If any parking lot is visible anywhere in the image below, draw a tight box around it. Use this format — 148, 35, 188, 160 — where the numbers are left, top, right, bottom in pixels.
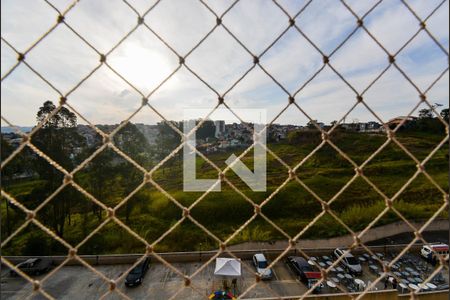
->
1, 250, 448, 299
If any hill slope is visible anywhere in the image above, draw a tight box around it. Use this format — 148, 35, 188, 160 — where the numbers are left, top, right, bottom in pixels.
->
1, 130, 448, 254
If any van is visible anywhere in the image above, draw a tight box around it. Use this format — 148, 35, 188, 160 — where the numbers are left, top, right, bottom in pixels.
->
421, 244, 449, 263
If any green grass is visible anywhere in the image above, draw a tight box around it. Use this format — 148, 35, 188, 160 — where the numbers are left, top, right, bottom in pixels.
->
1, 131, 448, 255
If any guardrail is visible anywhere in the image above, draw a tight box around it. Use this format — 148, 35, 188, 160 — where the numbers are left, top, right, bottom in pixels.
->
2, 243, 428, 266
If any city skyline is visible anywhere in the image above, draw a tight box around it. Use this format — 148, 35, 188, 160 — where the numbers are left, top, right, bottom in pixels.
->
0, 115, 419, 130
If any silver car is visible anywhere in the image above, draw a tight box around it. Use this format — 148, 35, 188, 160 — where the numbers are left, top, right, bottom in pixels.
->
252, 253, 273, 280
333, 248, 362, 275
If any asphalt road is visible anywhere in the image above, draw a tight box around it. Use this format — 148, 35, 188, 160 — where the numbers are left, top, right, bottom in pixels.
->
366, 230, 449, 246
1, 260, 308, 300
2, 250, 448, 299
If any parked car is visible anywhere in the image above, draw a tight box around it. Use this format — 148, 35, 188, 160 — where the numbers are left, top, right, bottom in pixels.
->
125, 257, 150, 287
286, 256, 323, 293
420, 244, 449, 264
431, 272, 446, 285
10, 258, 52, 276
437, 284, 449, 290
252, 253, 273, 280
333, 248, 362, 275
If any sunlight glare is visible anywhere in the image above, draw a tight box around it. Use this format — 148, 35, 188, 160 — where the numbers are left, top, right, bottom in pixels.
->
110, 44, 173, 92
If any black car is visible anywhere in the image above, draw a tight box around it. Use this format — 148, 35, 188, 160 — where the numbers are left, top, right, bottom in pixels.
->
286, 256, 323, 293
125, 257, 150, 287
10, 258, 53, 276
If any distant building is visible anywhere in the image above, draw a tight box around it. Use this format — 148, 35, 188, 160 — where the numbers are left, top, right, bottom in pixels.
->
77, 124, 98, 146
219, 140, 229, 149
307, 120, 324, 129
341, 123, 359, 131
341, 121, 382, 132
214, 120, 225, 138
134, 123, 159, 145
366, 121, 381, 130
386, 116, 417, 128
230, 139, 241, 146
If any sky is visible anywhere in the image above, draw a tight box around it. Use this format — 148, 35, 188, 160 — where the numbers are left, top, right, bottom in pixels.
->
1, 0, 449, 127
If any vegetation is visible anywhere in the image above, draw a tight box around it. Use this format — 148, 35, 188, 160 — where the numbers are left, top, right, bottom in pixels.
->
1, 102, 448, 255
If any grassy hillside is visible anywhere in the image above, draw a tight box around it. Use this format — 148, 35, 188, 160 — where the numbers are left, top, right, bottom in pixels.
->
1, 130, 448, 255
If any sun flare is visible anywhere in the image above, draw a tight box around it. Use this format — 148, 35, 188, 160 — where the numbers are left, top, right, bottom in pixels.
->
110, 44, 173, 91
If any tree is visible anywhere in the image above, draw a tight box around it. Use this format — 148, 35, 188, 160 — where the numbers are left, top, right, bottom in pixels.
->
84, 123, 151, 223
1, 136, 14, 160
196, 120, 216, 140
155, 121, 182, 167
413, 104, 446, 133
1, 136, 16, 182
32, 101, 85, 237
418, 103, 442, 120
307, 120, 318, 129
114, 122, 151, 167
114, 123, 149, 223
34, 101, 83, 171
287, 130, 321, 145
440, 108, 449, 123
85, 149, 113, 221
1, 135, 36, 237
418, 108, 433, 119
1, 134, 35, 181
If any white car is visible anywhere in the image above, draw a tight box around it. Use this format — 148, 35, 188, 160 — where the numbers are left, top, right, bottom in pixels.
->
252, 253, 273, 280
421, 244, 449, 263
333, 248, 362, 275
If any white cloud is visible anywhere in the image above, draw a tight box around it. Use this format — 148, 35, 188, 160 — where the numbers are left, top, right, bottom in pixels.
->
1, 0, 448, 127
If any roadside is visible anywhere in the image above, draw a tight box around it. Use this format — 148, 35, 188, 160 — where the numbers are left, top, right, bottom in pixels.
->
228, 219, 448, 251
366, 231, 449, 246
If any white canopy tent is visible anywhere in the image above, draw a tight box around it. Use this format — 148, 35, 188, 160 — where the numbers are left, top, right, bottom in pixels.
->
214, 258, 241, 277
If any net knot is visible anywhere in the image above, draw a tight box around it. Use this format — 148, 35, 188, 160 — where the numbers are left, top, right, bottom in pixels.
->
33, 280, 40, 291
184, 277, 191, 286
26, 210, 36, 220
64, 174, 73, 184
109, 280, 116, 291
183, 208, 190, 217
107, 207, 115, 218
68, 248, 77, 257
17, 53, 25, 61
